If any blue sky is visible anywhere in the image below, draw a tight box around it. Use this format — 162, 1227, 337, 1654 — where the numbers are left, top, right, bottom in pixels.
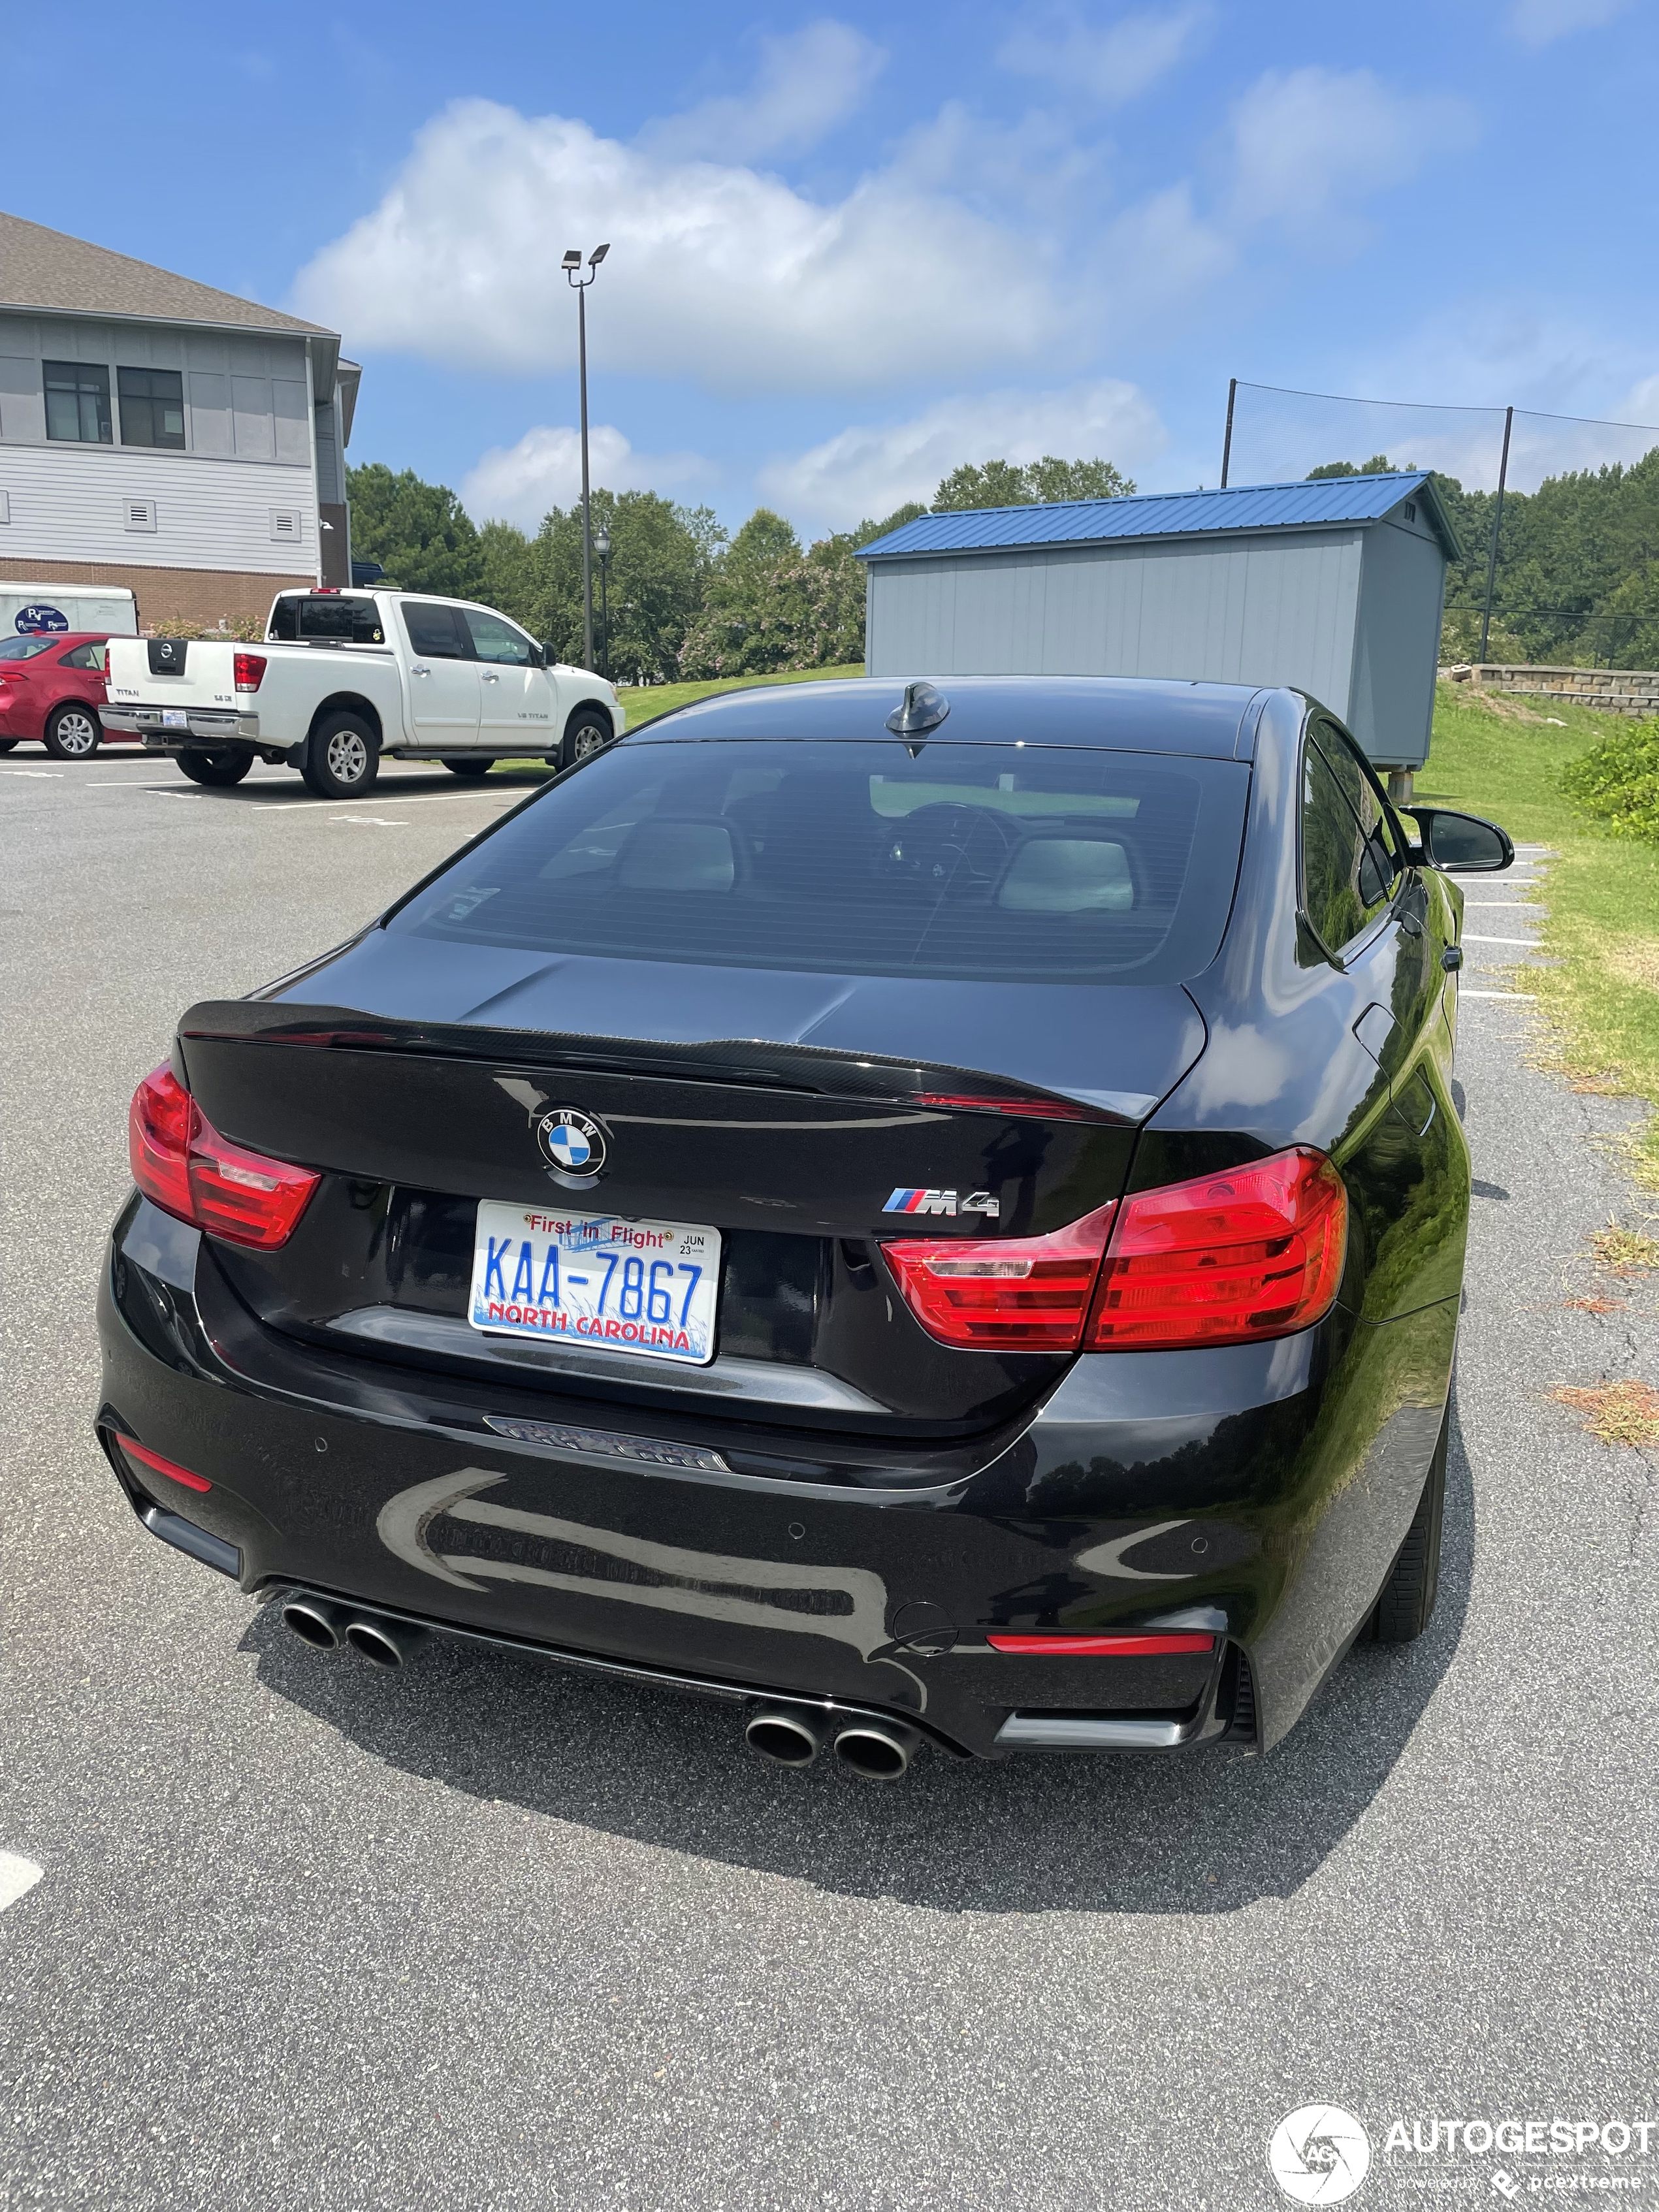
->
5, 0, 1656, 535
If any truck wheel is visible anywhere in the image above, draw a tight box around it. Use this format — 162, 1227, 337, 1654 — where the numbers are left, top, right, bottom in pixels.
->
1370, 1404, 1448, 1643
178, 749, 253, 787
560, 709, 612, 770
442, 758, 492, 778
302, 712, 378, 799
43, 704, 102, 760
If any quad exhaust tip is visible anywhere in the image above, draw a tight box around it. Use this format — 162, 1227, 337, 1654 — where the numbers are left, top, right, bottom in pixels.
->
745, 1705, 921, 1780
280, 1595, 425, 1669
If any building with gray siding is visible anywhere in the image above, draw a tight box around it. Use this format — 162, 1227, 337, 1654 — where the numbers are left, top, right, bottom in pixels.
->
856, 473, 1459, 773
0, 211, 359, 630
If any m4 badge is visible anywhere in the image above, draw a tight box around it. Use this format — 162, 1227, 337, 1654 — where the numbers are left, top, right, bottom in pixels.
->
883, 1188, 1000, 1219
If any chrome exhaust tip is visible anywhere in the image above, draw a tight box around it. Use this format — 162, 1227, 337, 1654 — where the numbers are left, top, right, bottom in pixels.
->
282, 1596, 345, 1651
343, 1615, 425, 1670
833, 1718, 921, 1782
744, 1707, 829, 1768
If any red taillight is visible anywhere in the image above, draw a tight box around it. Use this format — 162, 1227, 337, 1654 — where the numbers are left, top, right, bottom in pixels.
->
121, 1437, 211, 1493
986, 1632, 1216, 1656
880, 1201, 1118, 1350
127, 1064, 319, 1249
233, 652, 266, 692
1086, 1147, 1347, 1351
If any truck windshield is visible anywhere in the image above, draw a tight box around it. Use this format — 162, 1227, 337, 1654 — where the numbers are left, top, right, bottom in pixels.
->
267, 595, 385, 645
389, 739, 1250, 985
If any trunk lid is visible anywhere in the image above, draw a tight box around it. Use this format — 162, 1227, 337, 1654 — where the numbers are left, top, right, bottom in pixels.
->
106, 634, 239, 713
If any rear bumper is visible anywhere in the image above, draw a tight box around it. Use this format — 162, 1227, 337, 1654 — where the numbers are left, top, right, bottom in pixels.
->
97, 1196, 1457, 1759
103, 706, 259, 744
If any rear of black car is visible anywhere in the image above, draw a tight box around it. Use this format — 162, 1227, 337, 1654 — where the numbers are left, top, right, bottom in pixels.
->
96, 677, 1426, 1767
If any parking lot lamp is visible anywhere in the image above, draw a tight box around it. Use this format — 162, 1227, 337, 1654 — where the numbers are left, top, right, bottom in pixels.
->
593, 523, 612, 681
563, 242, 610, 671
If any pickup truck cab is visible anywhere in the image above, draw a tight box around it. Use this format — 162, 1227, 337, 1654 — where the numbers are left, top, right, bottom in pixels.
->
103, 588, 624, 798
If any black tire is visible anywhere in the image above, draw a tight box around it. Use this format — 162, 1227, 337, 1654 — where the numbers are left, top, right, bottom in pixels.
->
560, 708, 613, 771
0, 739, 18, 754
177, 748, 253, 787
301, 711, 379, 799
442, 757, 492, 778
42, 703, 102, 760
1371, 1404, 1448, 1643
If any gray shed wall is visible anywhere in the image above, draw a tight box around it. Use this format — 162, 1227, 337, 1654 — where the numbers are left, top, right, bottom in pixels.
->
1345, 519, 1447, 769
865, 516, 1445, 765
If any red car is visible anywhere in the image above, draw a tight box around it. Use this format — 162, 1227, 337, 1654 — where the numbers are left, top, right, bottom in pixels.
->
0, 631, 127, 760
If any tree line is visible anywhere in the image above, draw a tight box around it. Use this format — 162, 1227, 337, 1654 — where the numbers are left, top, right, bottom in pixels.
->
345, 455, 1133, 683
1310, 450, 1659, 668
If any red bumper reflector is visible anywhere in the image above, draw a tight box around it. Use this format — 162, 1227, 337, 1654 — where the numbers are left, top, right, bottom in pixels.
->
986, 1632, 1216, 1656
121, 1437, 212, 1493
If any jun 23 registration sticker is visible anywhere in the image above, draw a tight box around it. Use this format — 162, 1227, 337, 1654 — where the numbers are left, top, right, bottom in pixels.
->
469, 1200, 721, 1366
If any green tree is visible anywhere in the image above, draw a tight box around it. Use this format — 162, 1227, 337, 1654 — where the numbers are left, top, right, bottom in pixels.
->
477, 518, 537, 631
1306, 455, 1398, 479
678, 505, 868, 679
346, 462, 483, 600
517, 490, 722, 681
931, 455, 1136, 511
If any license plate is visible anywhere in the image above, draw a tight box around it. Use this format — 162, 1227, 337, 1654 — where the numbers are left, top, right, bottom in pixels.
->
469, 1200, 721, 1365
162, 709, 189, 729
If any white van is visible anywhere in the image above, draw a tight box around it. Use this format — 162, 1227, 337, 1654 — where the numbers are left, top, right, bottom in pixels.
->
0, 583, 138, 639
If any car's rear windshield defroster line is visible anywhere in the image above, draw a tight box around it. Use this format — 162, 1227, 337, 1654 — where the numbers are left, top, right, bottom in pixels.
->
388, 740, 1250, 986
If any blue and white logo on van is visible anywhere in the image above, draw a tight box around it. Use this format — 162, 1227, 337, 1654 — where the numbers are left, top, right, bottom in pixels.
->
537, 1108, 608, 1179
884, 1188, 999, 1219
15, 604, 67, 634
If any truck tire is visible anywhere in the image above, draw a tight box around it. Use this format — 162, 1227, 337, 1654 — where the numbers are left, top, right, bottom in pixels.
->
560, 708, 612, 771
1370, 1404, 1448, 1644
302, 711, 379, 799
178, 748, 253, 788
442, 757, 492, 778
43, 703, 102, 760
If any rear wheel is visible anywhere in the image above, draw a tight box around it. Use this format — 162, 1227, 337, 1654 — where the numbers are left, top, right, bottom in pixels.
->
1370, 1403, 1448, 1643
560, 708, 612, 770
177, 748, 253, 788
0, 739, 18, 754
302, 712, 378, 799
442, 757, 492, 778
43, 703, 101, 760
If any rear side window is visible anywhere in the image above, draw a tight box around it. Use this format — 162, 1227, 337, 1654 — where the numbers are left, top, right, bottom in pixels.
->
389, 739, 1250, 984
1311, 721, 1402, 912
60, 641, 107, 671
267, 594, 385, 645
402, 602, 470, 659
1300, 728, 1398, 954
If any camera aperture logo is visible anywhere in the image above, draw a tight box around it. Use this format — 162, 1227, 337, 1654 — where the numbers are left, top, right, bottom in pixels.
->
1268, 2106, 1374, 2204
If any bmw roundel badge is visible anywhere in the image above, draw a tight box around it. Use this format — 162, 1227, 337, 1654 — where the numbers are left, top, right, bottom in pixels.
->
536, 1108, 609, 1183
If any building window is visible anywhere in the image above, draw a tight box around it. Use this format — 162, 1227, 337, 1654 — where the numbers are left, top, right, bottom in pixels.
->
44, 361, 112, 444
118, 366, 186, 451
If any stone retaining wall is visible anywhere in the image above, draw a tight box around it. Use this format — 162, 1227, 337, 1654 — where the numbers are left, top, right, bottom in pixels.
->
1441, 663, 1659, 716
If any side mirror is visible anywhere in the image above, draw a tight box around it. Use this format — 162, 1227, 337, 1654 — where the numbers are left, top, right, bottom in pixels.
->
541, 639, 558, 668
1400, 805, 1514, 873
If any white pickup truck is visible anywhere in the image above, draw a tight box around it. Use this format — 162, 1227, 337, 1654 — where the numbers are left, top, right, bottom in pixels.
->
103, 588, 624, 797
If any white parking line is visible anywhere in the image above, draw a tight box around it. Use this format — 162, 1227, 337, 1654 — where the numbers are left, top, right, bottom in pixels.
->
0, 1851, 43, 1912
1463, 934, 1539, 946
330, 816, 408, 827
1, 770, 63, 778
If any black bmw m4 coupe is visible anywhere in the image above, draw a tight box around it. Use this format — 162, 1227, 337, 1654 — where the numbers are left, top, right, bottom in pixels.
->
97, 675, 1513, 1778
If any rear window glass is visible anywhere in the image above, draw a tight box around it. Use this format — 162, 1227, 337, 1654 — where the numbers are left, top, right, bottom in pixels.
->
389, 739, 1249, 984
0, 635, 61, 661
266, 594, 385, 645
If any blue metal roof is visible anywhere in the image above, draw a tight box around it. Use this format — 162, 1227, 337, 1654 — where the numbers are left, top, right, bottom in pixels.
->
856, 472, 1459, 562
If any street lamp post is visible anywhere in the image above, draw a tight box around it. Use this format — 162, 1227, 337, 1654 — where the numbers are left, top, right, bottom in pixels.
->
593, 523, 611, 682
561, 242, 609, 672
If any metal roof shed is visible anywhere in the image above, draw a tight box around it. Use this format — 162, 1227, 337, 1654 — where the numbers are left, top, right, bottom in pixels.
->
855, 472, 1460, 771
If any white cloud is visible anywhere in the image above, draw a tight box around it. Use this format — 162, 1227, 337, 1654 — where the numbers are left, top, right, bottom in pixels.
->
760, 378, 1167, 529
460, 424, 710, 529
639, 20, 884, 161
1509, 0, 1631, 45
1228, 68, 1473, 248
293, 97, 1059, 393
997, 5, 1212, 103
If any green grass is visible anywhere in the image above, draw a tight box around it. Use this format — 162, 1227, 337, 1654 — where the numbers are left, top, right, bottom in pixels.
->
615, 663, 865, 729
1421, 681, 1659, 1183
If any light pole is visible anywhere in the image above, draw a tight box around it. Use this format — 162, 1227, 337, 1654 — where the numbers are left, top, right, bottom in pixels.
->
562, 241, 609, 671
593, 522, 611, 681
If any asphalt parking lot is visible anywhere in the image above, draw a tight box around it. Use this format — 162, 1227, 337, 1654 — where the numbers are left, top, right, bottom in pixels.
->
1, 750, 1655, 2210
